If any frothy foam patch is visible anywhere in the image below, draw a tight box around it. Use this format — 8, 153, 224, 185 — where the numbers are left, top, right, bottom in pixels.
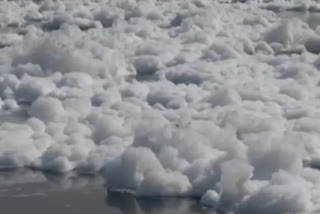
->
1, 0, 320, 213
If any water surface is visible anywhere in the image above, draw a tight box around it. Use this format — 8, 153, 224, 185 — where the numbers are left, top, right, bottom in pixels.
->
0, 169, 218, 214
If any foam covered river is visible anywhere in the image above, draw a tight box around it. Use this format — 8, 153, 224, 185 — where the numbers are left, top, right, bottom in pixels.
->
2, 0, 320, 213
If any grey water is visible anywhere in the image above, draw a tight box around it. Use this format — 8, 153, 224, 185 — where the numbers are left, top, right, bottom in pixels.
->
0, 169, 217, 214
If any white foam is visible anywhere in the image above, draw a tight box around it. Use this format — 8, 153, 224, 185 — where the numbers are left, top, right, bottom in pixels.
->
1, 0, 320, 213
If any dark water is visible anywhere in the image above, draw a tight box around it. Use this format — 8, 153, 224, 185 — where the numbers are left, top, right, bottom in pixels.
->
0, 169, 217, 214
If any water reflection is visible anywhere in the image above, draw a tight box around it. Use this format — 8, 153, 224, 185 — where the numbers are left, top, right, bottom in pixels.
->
0, 168, 102, 191
0, 168, 219, 214
105, 191, 219, 214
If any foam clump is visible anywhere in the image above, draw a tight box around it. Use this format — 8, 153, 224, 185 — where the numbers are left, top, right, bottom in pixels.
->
200, 190, 220, 208
60, 72, 93, 89
15, 76, 56, 103
237, 172, 312, 214
30, 97, 65, 123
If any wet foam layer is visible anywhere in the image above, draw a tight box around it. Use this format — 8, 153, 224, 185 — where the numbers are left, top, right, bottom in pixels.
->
1, 0, 320, 213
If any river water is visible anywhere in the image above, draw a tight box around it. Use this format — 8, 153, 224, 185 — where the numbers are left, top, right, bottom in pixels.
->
0, 169, 218, 214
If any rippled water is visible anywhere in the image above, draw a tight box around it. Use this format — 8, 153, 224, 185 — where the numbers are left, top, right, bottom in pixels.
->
0, 169, 218, 214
